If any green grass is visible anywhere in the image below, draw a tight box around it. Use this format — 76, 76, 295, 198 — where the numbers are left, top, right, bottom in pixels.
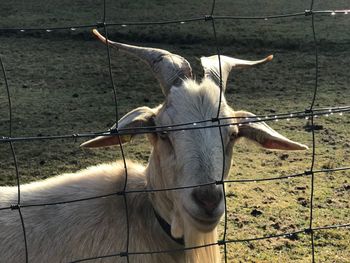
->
0, 0, 349, 262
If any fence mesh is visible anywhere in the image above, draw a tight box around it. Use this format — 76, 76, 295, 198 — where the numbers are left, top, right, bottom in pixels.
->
0, 0, 349, 262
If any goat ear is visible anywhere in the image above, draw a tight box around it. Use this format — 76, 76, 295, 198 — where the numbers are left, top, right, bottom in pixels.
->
80, 106, 156, 148
234, 110, 308, 151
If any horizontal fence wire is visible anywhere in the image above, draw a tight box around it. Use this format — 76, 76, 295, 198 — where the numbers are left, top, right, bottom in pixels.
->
0, 167, 349, 211
1, 106, 349, 143
0, 1, 349, 263
0, 10, 349, 32
68, 223, 350, 263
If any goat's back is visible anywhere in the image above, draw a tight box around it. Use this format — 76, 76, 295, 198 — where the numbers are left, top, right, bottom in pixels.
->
0, 161, 184, 263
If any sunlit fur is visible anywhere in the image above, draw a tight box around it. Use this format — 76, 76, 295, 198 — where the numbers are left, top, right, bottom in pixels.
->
0, 72, 307, 262
0, 78, 234, 262
147, 78, 236, 263
0, 162, 186, 262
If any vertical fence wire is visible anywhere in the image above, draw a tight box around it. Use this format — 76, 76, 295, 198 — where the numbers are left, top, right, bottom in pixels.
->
1, 56, 29, 262
308, 0, 319, 261
208, 1, 229, 260
101, 0, 131, 262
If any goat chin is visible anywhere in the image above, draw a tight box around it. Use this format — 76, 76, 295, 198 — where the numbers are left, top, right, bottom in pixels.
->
183, 222, 221, 263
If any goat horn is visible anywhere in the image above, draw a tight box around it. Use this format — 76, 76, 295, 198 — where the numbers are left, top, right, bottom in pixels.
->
200, 54, 273, 92
92, 29, 192, 96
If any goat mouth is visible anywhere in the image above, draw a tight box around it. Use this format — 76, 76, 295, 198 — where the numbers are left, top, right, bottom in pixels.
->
183, 206, 220, 231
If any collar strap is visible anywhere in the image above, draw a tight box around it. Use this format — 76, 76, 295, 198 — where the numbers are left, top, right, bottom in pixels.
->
153, 208, 184, 246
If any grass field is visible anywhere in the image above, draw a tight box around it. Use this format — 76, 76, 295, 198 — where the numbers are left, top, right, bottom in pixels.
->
0, 0, 349, 262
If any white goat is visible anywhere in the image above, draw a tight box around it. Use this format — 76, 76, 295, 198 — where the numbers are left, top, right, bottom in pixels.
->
0, 29, 307, 263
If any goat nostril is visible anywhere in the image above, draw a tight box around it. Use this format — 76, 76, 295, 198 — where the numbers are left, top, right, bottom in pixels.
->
201, 199, 218, 211
192, 188, 222, 213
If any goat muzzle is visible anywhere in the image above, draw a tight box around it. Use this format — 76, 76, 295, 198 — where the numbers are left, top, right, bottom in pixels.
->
192, 185, 223, 216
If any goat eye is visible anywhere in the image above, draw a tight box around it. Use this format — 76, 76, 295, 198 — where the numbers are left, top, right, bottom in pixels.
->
158, 131, 169, 140
230, 132, 238, 142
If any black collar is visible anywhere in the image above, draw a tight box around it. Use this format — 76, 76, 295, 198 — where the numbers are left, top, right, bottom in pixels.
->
153, 208, 185, 246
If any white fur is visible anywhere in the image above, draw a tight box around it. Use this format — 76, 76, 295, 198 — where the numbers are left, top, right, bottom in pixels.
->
0, 161, 188, 262
0, 77, 304, 263
0, 79, 226, 263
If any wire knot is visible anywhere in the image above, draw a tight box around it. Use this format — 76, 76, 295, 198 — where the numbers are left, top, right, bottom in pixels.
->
304, 170, 314, 176
211, 117, 219, 122
110, 128, 119, 134
304, 228, 313, 234
120, 252, 128, 257
218, 239, 225, 246
204, 15, 213, 21
116, 191, 125, 196
304, 10, 313, 16
96, 22, 105, 28
72, 134, 78, 142
10, 204, 20, 210
304, 109, 313, 120
304, 109, 313, 114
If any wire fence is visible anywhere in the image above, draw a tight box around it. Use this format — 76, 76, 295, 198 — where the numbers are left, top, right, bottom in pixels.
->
0, 0, 349, 262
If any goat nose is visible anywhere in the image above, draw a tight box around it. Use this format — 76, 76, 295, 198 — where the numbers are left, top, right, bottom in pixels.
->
192, 186, 223, 214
